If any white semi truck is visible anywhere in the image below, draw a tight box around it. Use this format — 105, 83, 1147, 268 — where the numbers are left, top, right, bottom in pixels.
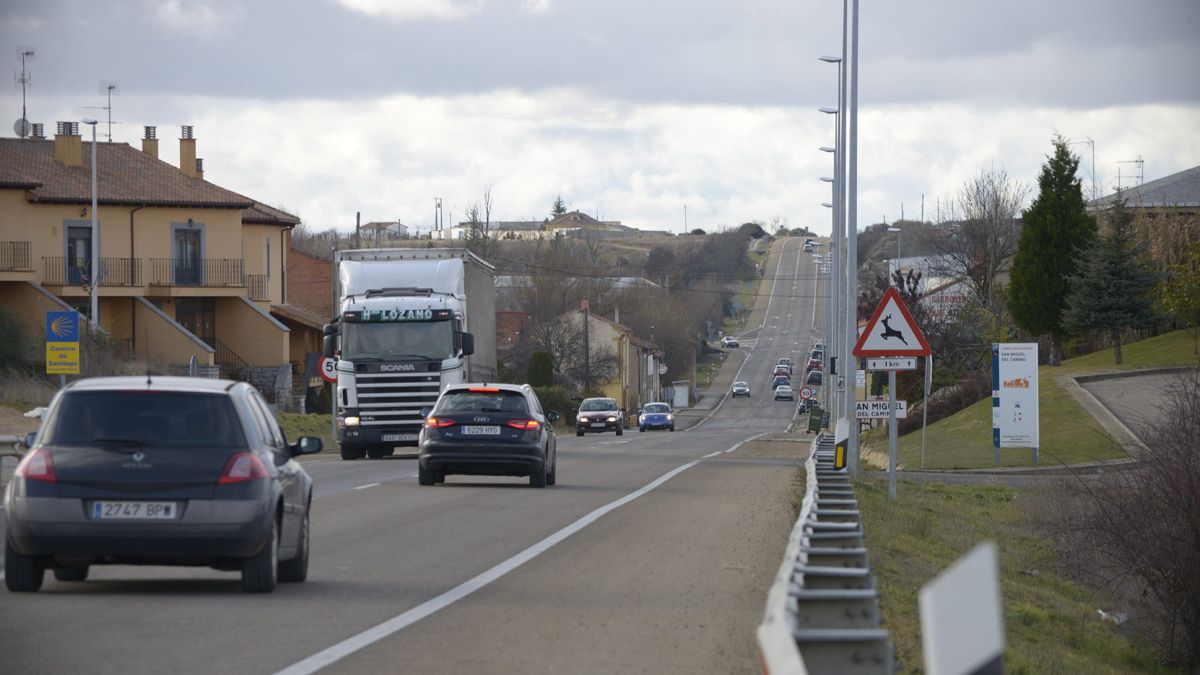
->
322, 248, 497, 460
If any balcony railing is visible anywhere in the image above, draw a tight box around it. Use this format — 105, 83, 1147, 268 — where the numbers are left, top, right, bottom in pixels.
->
149, 258, 245, 288
43, 257, 144, 287
248, 274, 269, 301
1, 241, 32, 271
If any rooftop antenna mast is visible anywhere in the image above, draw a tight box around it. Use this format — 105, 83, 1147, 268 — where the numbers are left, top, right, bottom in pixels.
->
13, 46, 35, 138
1116, 155, 1144, 192
85, 81, 119, 142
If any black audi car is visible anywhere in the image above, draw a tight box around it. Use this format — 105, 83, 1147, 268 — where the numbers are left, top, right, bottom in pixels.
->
4, 376, 323, 593
417, 384, 560, 487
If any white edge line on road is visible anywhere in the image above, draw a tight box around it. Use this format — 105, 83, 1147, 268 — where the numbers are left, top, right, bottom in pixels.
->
275, 433, 768, 675
352, 483, 382, 491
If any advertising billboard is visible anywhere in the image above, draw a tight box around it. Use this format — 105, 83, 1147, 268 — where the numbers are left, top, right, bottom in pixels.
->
992, 343, 1038, 448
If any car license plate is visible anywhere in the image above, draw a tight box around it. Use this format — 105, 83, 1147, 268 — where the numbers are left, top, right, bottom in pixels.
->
590, 422, 606, 427
382, 433, 418, 442
92, 501, 177, 520
461, 426, 501, 435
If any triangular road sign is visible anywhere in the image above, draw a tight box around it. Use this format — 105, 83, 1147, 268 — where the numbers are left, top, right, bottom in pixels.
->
853, 287, 931, 357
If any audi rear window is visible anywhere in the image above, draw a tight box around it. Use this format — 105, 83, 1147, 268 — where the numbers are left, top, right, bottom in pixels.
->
436, 390, 529, 414
43, 391, 247, 449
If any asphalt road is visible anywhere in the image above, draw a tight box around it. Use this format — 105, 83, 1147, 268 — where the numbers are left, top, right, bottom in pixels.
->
0, 237, 825, 674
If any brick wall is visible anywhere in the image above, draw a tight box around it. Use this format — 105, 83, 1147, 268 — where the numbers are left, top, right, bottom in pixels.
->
287, 247, 333, 317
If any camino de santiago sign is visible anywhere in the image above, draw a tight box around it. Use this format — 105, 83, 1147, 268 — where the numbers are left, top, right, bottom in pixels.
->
46, 310, 81, 375
992, 343, 1039, 464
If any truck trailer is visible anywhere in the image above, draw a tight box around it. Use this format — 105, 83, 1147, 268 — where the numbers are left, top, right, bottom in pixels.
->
323, 248, 497, 460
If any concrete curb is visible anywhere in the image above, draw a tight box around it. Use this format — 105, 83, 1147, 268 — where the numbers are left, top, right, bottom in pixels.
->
1057, 375, 1149, 456
1072, 365, 1197, 384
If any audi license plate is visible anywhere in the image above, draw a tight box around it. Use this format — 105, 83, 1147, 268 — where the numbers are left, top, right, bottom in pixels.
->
92, 501, 177, 520
381, 433, 418, 442
461, 426, 501, 435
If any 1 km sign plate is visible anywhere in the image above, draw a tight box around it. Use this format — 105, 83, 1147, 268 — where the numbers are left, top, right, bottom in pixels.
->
867, 357, 917, 371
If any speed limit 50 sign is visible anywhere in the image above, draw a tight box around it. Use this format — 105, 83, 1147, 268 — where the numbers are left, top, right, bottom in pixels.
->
319, 356, 338, 383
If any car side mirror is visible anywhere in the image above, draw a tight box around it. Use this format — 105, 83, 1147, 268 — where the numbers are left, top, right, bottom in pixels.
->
292, 436, 323, 456
546, 411, 560, 422
24, 432, 37, 449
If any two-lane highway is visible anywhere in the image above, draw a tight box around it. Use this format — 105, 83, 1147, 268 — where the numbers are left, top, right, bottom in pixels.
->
0, 236, 827, 674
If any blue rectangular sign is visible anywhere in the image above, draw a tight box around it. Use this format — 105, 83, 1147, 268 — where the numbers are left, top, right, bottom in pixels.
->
46, 310, 80, 342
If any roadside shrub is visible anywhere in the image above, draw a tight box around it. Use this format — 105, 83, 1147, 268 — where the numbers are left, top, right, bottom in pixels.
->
1051, 369, 1200, 668
899, 370, 991, 434
533, 385, 574, 420
527, 351, 554, 387
0, 308, 35, 370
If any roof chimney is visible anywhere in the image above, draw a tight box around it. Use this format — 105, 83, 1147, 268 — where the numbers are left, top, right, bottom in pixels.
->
195, 157, 204, 180
142, 126, 158, 159
53, 121, 83, 167
179, 125, 197, 177
30, 123, 44, 140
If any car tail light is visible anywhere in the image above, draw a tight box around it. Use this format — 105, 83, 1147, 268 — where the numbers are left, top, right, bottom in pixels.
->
217, 452, 269, 484
15, 447, 57, 483
425, 417, 456, 428
506, 419, 540, 430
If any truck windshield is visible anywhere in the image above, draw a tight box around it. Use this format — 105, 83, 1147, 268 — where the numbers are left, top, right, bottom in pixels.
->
342, 320, 454, 362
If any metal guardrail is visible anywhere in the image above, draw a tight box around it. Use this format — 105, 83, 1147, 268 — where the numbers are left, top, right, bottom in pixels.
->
43, 256, 143, 286
148, 258, 245, 287
248, 273, 269, 301
757, 433, 893, 674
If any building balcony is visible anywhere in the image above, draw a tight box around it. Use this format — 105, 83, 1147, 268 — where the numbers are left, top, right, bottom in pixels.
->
248, 274, 269, 301
1, 241, 33, 272
43, 257, 144, 287
149, 258, 245, 288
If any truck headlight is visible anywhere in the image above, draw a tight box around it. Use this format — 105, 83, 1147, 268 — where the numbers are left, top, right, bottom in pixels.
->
343, 416, 360, 427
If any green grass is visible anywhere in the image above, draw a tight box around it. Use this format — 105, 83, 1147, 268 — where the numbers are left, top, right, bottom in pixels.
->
864, 329, 1198, 470
695, 351, 727, 389
278, 411, 340, 454
854, 477, 1170, 674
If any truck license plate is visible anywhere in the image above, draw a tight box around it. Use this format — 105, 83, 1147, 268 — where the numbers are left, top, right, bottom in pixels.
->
382, 434, 418, 442
461, 426, 501, 435
92, 501, 177, 520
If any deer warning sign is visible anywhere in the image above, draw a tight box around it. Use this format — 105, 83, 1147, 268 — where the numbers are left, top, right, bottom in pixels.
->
853, 287, 931, 357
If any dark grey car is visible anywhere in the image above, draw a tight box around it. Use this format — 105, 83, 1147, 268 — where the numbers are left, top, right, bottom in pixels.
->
4, 376, 322, 593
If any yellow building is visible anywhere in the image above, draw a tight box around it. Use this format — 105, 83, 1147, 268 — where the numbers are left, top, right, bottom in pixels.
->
0, 124, 313, 404
556, 305, 664, 415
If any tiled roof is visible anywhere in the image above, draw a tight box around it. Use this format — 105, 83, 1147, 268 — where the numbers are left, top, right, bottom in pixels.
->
0, 138, 255, 209
270, 303, 329, 330
1089, 165, 1200, 209
244, 201, 301, 225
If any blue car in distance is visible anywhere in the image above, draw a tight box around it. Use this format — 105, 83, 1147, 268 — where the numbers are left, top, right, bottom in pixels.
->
638, 403, 675, 432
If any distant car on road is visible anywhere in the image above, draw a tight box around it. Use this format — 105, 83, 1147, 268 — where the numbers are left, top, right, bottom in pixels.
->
4, 376, 323, 593
637, 403, 675, 432
730, 381, 750, 398
812, 342, 826, 352
418, 383, 560, 488
772, 375, 791, 390
807, 357, 823, 372
806, 371, 824, 387
722, 336, 740, 348
778, 357, 794, 368
575, 397, 624, 437
775, 385, 795, 401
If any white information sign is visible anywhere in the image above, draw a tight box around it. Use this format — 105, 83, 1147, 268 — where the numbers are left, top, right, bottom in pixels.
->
919, 542, 1005, 675
992, 343, 1039, 448
855, 400, 907, 419
867, 357, 917, 371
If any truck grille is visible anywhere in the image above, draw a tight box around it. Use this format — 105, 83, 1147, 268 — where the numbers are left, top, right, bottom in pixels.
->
355, 371, 442, 429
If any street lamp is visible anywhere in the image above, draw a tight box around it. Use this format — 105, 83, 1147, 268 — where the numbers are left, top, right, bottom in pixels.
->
82, 118, 99, 330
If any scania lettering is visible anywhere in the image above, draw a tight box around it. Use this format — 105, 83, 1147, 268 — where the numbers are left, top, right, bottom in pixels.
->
323, 248, 498, 460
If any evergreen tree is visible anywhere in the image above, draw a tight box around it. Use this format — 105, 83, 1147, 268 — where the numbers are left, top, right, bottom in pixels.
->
1063, 195, 1159, 364
527, 350, 554, 387
551, 195, 567, 217
1008, 136, 1097, 364
1158, 242, 1200, 355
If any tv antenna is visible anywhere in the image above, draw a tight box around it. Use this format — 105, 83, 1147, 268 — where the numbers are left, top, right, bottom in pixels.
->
13, 46, 35, 138
1116, 155, 1144, 192
84, 81, 119, 142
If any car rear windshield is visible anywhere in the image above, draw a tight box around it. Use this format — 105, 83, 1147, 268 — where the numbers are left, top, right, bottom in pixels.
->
43, 391, 247, 449
437, 390, 529, 414
579, 399, 618, 412
643, 404, 670, 413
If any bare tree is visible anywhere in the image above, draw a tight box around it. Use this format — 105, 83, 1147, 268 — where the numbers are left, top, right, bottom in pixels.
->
925, 167, 1028, 306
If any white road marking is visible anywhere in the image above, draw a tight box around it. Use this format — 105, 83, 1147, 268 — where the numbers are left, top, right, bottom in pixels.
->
353, 483, 382, 491
276, 434, 767, 675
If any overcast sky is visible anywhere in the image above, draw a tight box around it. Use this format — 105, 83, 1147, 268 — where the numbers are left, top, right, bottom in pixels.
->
3, 0, 1199, 235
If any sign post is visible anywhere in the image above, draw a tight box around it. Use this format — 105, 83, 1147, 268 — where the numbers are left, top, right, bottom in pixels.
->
46, 310, 81, 381
854, 288, 931, 500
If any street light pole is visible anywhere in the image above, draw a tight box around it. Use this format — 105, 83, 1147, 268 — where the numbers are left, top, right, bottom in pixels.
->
82, 118, 99, 331
846, 0, 861, 474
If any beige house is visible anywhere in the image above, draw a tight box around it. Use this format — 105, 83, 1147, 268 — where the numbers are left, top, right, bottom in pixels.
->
557, 305, 663, 414
0, 124, 310, 402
